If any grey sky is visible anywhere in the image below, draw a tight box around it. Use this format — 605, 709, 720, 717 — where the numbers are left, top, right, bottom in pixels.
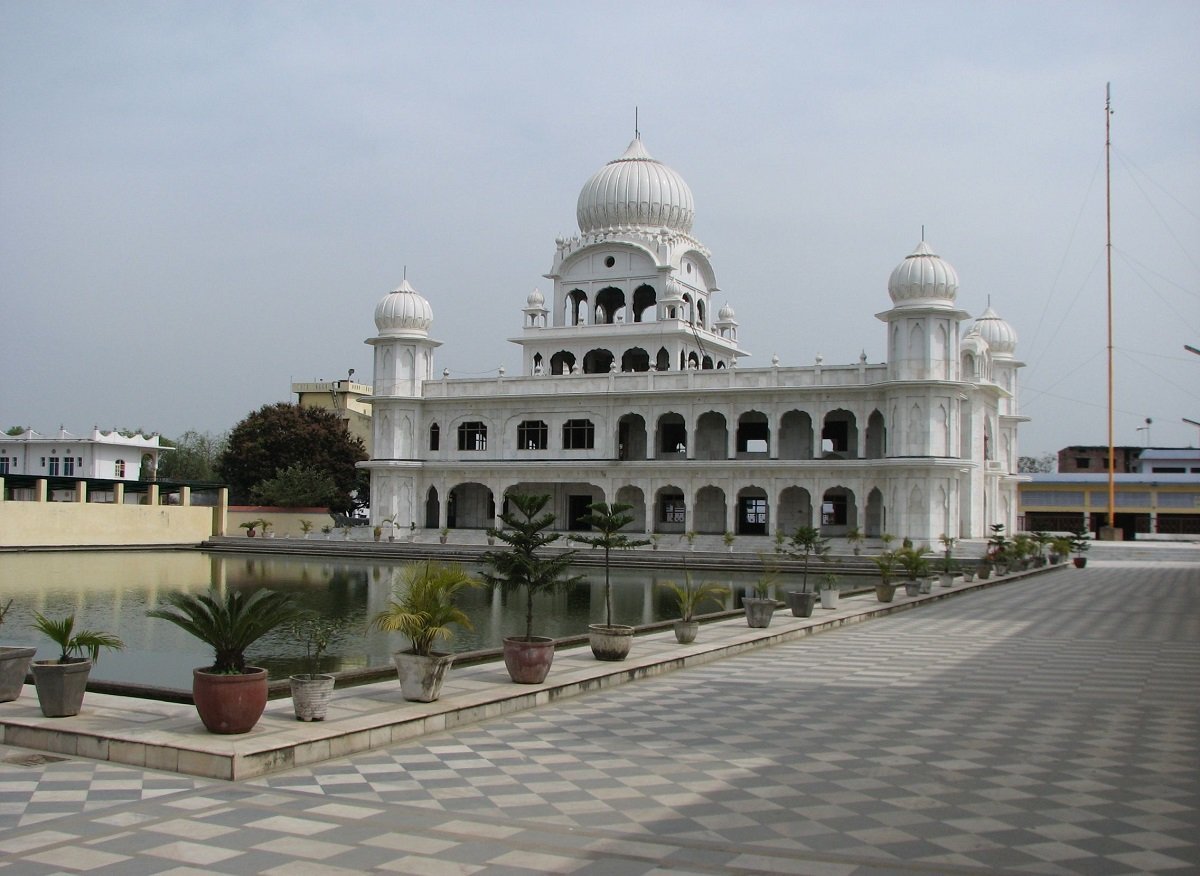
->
2, 1, 1197, 455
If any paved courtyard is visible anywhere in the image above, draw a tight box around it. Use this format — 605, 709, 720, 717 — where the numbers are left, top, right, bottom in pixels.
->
1, 561, 1197, 874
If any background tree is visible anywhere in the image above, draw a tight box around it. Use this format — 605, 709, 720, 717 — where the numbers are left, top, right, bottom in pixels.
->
250, 463, 338, 508
158, 430, 228, 481
218, 403, 366, 512
1018, 453, 1057, 473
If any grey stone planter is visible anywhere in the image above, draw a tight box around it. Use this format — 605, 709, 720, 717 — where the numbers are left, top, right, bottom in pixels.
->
589, 624, 634, 661
31, 658, 92, 717
394, 651, 454, 702
743, 597, 776, 628
0, 646, 36, 702
289, 674, 335, 721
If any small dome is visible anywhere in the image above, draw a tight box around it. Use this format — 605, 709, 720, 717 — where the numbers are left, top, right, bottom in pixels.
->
973, 305, 1018, 355
662, 276, 685, 301
576, 137, 695, 235
718, 302, 736, 321
526, 288, 545, 308
374, 278, 433, 337
888, 241, 959, 304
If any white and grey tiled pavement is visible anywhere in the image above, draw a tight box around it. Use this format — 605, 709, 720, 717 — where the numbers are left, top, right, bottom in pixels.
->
0, 561, 1196, 874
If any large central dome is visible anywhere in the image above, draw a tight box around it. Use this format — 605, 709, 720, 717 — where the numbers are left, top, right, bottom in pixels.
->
576, 137, 695, 235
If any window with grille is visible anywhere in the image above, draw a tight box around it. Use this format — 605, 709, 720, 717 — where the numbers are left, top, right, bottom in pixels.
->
457, 422, 487, 451
562, 419, 595, 450
518, 420, 548, 450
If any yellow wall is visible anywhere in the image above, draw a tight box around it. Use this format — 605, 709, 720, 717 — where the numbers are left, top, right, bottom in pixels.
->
227, 508, 337, 539
0, 502, 214, 547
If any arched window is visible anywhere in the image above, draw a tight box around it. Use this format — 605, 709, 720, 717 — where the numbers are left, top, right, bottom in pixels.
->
621, 347, 650, 372
457, 422, 487, 451
595, 287, 625, 324
633, 284, 656, 322
429, 423, 440, 451
655, 347, 670, 371
550, 351, 576, 375
696, 300, 706, 329
532, 353, 544, 375
518, 421, 547, 450
562, 419, 595, 450
582, 348, 614, 374
114, 459, 126, 478
567, 289, 588, 326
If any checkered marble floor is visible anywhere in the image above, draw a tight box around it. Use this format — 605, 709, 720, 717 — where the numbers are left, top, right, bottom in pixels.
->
0, 562, 1196, 874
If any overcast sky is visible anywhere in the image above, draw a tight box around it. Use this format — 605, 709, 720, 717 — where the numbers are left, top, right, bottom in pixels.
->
2, 1, 1197, 456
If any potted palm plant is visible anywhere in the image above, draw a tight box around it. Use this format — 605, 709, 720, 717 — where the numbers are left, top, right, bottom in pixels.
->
372, 561, 478, 701
898, 545, 931, 594
784, 525, 829, 617
573, 501, 649, 661
659, 574, 728, 643
29, 612, 124, 717
723, 531, 736, 553
146, 587, 299, 734
288, 613, 343, 721
1049, 536, 1072, 564
938, 534, 958, 588
743, 562, 779, 628
481, 493, 582, 684
1070, 525, 1090, 568
818, 573, 840, 609
872, 550, 899, 602
845, 527, 865, 556
0, 599, 37, 704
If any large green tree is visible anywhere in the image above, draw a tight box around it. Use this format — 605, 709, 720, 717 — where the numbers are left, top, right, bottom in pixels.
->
218, 403, 366, 512
158, 430, 228, 482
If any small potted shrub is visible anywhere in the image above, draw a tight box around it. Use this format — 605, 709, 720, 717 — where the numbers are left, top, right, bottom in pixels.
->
684, 530, 697, 551
321, 524, 333, 539
29, 612, 124, 717
259, 519, 273, 538
898, 545, 931, 594
288, 613, 343, 721
743, 564, 778, 628
0, 599, 37, 704
481, 493, 582, 684
818, 573, 840, 609
373, 524, 383, 542
845, 527, 865, 556
872, 550, 898, 601
372, 561, 478, 702
938, 534, 957, 588
659, 574, 728, 643
299, 519, 314, 539
1070, 525, 1090, 568
574, 501, 649, 661
147, 587, 299, 734
1049, 536, 1071, 564
723, 531, 736, 553
239, 518, 262, 537
784, 526, 829, 617
439, 526, 450, 545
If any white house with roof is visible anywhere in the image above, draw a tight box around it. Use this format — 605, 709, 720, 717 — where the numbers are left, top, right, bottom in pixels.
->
361, 136, 1026, 544
0, 428, 167, 482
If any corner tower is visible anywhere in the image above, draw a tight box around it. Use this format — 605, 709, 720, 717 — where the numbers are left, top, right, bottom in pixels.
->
512, 136, 747, 375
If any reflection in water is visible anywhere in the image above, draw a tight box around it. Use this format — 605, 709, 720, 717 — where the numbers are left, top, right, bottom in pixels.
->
0, 550, 866, 689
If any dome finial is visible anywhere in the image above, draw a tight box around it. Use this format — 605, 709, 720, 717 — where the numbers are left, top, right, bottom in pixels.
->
634, 105, 639, 140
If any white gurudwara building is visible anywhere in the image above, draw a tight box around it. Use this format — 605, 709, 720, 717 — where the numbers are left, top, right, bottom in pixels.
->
362, 136, 1025, 543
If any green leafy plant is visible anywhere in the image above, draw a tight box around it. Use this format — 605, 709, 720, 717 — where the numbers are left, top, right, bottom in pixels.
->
897, 545, 932, 580
31, 613, 124, 664
481, 493, 583, 642
785, 525, 831, 593
238, 519, 262, 536
939, 534, 957, 573
0, 598, 12, 630
146, 587, 300, 674
288, 612, 346, 678
659, 573, 728, 622
299, 519, 314, 535
572, 501, 650, 628
986, 523, 1009, 564
845, 527, 864, 555
1069, 524, 1090, 556
818, 573, 839, 593
723, 531, 736, 548
872, 550, 898, 585
371, 561, 479, 656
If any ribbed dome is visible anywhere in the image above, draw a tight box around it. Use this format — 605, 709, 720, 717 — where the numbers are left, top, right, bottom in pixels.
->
718, 302, 736, 321
576, 138, 695, 235
973, 306, 1018, 355
374, 279, 433, 337
888, 241, 959, 304
526, 288, 545, 308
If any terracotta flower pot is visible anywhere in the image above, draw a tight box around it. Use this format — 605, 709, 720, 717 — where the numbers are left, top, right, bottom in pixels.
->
31, 658, 91, 717
193, 667, 269, 734
502, 636, 555, 684
743, 597, 776, 628
588, 624, 633, 661
673, 620, 699, 644
394, 651, 454, 702
289, 674, 335, 721
0, 646, 36, 703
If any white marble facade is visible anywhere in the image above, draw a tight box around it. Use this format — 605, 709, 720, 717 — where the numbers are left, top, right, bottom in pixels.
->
362, 137, 1024, 545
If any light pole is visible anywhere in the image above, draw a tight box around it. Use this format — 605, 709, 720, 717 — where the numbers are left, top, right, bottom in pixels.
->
1136, 418, 1152, 447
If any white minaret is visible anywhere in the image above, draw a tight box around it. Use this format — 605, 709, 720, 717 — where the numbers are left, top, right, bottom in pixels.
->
363, 278, 441, 528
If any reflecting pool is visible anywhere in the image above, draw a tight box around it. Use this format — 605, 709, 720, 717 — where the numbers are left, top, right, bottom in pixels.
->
0, 550, 862, 689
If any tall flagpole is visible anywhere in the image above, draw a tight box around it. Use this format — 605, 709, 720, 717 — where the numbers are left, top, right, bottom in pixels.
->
1105, 83, 1116, 537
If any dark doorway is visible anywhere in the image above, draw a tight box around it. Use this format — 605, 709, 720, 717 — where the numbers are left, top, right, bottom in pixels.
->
568, 495, 593, 531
